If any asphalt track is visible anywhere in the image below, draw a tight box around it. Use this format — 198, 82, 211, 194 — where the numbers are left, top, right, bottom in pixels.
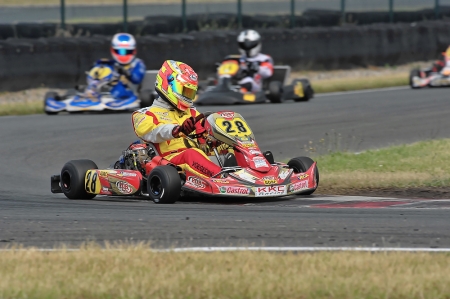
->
1, 87, 450, 249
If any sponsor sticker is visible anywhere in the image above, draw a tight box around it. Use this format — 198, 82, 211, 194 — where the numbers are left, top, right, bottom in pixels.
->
235, 171, 257, 183
262, 176, 277, 185
253, 157, 268, 168
116, 180, 134, 194
297, 174, 309, 180
219, 111, 235, 119
219, 186, 250, 195
254, 185, 287, 197
289, 180, 309, 192
118, 171, 138, 177
186, 176, 206, 189
211, 178, 230, 184
249, 149, 261, 155
192, 161, 214, 177
278, 169, 291, 180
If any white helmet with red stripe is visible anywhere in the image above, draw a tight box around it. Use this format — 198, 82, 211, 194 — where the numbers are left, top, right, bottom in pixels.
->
111, 33, 137, 65
237, 29, 261, 58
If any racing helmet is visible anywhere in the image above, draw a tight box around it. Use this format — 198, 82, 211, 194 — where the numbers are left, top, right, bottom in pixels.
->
237, 29, 261, 58
111, 33, 137, 65
155, 60, 198, 111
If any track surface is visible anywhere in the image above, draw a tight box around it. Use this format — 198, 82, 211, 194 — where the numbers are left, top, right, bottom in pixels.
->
1, 87, 450, 248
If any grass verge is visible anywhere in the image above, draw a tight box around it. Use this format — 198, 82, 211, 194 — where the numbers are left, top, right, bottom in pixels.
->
1, 244, 449, 299
313, 138, 450, 193
0, 101, 44, 117
311, 72, 408, 93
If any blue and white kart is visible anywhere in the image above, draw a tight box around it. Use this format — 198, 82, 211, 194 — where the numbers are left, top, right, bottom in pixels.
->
44, 61, 157, 115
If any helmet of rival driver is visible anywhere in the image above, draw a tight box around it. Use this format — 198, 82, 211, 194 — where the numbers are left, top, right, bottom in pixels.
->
155, 60, 198, 111
237, 29, 261, 58
111, 33, 137, 65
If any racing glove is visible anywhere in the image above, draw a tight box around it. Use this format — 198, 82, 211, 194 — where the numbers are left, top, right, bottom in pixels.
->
172, 117, 196, 138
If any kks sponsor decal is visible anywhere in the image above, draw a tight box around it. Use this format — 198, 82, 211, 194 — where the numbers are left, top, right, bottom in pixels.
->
254, 185, 287, 197
289, 180, 309, 192
219, 186, 250, 195
219, 111, 235, 119
253, 157, 268, 168
116, 180, 134, 194
186, 176, 206, 189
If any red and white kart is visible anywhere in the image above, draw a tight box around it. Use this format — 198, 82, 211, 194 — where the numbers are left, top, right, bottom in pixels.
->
51, 111, 319, 203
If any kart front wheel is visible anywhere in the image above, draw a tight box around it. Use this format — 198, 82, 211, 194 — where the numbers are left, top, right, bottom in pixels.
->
60, 159, 98, 200
44, 91, 61, 115
287, 156, 319, 195
409, 69, 421, 89
147, 166, 181, 204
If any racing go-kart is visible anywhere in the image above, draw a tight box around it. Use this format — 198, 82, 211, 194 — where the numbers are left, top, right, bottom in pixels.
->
409, 67, 450, 89
44, 62, 157, 114
195, 55, 314, 105
50, 110, 319, 203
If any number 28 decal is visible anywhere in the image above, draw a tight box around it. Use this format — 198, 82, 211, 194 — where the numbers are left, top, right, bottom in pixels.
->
85, 170, 100, 194
215, 117, 252, 137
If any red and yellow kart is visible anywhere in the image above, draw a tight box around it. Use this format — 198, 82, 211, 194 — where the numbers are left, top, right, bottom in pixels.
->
51, 111, 319, 203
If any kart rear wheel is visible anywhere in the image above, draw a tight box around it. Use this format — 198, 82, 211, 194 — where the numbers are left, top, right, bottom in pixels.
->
147, 166, 181, 204
287, 156, 319, 195
293, 79, 314, 102
44, 91, 61, 115
268, 81, 284, 103
409, 69, 421, 89
60, 159, 98, 200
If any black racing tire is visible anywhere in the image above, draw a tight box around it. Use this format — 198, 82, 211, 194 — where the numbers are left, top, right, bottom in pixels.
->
287, 156, 319, 195
409, 69, 421, 89
44, 91, 61, 115
139, 89, 155, 108
268, 81, 284, 103
60, 159, 98, 200
147, 166, 181, 204
293, 79, 314, 102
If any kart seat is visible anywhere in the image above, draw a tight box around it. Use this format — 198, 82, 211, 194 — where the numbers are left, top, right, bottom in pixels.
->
262, 65, 291, 90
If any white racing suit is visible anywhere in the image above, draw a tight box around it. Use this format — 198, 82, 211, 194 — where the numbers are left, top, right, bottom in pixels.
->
238, 53, 274, 92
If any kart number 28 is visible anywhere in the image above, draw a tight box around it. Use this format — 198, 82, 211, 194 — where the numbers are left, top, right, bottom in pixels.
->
216, 117, 252, 138
85, 170, 100, 194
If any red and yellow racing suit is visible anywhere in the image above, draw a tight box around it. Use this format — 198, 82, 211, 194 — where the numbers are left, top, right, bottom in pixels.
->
132, 98, 221, 178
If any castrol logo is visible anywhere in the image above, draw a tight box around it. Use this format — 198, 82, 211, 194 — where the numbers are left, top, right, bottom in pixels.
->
219, 186, 250, 195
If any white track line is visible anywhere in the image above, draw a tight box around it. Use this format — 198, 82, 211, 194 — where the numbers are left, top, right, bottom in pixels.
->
316, 86, 409, 97
1, 247, 450, 252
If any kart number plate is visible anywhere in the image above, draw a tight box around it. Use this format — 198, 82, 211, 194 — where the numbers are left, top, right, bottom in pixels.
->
294, 81, 304, 98
218, 60, 239, 76
243, 93, 256, 102
215, 117, 252, 138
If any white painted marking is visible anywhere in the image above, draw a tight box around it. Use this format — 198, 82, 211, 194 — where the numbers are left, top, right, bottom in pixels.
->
316, 86, 409, 97
1, 247, 450, 252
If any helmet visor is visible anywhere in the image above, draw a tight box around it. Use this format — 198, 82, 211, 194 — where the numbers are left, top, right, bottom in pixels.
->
113, 48, 135, 56
182, 86, 197, 100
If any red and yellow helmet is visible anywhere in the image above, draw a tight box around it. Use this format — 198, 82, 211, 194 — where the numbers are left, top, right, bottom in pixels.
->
155, 60, 198, 111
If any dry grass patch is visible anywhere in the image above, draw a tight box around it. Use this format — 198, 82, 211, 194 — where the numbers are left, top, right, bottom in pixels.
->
315, 139, 450, 191
1, 245, 450, 299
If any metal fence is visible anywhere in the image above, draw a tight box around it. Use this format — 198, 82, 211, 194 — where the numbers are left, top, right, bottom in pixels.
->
1, 0, 449, 31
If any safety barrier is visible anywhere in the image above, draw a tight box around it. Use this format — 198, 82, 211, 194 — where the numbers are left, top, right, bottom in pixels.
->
1, 20, 449, 92
2, 7, 450, 40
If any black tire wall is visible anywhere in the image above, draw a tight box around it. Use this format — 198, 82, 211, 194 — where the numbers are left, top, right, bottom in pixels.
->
1, 20, 450, 92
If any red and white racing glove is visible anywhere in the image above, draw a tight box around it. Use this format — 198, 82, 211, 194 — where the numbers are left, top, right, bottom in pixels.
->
172, 117, 196, 138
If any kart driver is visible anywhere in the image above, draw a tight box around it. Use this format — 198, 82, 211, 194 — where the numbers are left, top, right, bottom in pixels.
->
131, 60, 222, 178
237, 29, 274, 92
90, 33, 146, 106
432, 46, 450, 74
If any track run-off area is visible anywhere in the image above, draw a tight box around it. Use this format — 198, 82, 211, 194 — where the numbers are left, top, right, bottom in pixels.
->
1, 86, 450, 249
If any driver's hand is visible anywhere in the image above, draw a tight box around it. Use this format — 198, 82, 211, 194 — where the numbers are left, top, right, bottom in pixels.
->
247, 61, 260, 75
172, 117, 196, 138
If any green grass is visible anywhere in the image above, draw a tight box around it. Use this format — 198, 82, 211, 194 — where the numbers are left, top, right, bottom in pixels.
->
0, 245, 449, 299
311, 72, 408, 93
0, 101, 44, 117
313, 138, 450, 191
